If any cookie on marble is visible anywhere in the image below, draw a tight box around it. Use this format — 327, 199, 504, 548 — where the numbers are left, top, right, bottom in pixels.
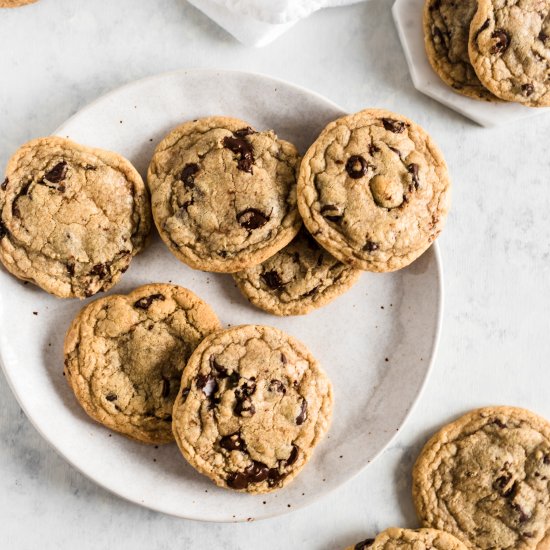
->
233, 228, 361, 316
413, 406, 550, 549
0, 137, 151, 298
468, 0, 550, 107
0, 0, 38, 7
64, 283, 221, 444
172, 324, 333, 493
148, 116, 302, 273
346, 528, 468, 550
423, 0, 499, 101
297, 109, 451, 272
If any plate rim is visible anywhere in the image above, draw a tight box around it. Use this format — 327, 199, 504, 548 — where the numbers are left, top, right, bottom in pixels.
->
0, 68, 445, 522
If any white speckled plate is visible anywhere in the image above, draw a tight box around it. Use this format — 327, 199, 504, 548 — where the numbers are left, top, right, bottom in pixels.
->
0, 69, 443, 522
392, 0, 550, 127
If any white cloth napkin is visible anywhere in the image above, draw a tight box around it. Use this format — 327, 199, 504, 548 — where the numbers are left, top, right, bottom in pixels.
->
187, 0, 364, 47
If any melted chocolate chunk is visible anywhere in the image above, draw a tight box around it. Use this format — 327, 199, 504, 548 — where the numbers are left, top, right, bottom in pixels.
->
261, 270, 284, 290
246, 461, 269, 483
196, 374, 218, 399
90, 263, 109, 279
66, 263, 75, 276
233, 127, 255, 138
234, 379, 256, 417
490, 29, 511, 54
161, 378, 170, 398
268, 379, 286, 394
345, 155, 369, 179
363, 240, 379, 253
209, 356, 228, 378
540, 31, 549, 44
296, 397, 308, 425
44, 161, 68, 183
285, 444, 299, 466
381, 118, 406, 133
180, 163, 199, 190
543, 455, 550, 465
475, 19, 490, 42
237, 208, 270, 230
521, 83, 535, 97
354, 539, 375, 550
281, 352, 287, 365
493, 474, 515, 498
219, 432, 247, 452
226, 472, 249, 490
1, 178, 8, 190
105, 393, 117, 402
228, 371, 240, 388
134, 293, 166, 310
408, 163, 420, 189
492, 418, 507, 429
320, 205, 343, 223
223, 135, 254, 173
163, 414, 172, 422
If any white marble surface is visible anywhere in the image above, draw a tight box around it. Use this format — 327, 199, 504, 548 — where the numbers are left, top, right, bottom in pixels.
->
0, 0, 549, 548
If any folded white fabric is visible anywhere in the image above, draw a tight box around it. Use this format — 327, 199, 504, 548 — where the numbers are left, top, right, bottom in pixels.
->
187, 0, 365, 47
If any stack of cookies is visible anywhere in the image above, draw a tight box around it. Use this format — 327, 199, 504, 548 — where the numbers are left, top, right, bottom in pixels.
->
0, 107, 450, 494
423, 0, 550, 107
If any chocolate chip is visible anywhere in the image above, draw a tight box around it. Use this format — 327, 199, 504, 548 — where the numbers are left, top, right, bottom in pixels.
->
181, 387, 190, 402
66, 263, 75, 276
296, 397, 308, 425
408, 163, 420, 189
219, 432, 247, 452
281, 352, 287, 365
234, 395, 255, 417
521, 83, 535, 97
302, 285, 319, 298
106, 393, 117, 401
245, 461, 269, 483
161, 378, 170, 398
368, 144, 380, 155
493, 474, 515, 497
209, 356, 228, 378
363, 240, 379, 252
237, 208, 270, 230
428, 0, 441, 10
227, 371, 240, 388
475, 19, 490, 42
320, 205, 343, 223
44, 161, 67, 183
196, 374, 218, 399
267, 468, 285, 487
345, 155, 369, 179
285, 444, 299, 466
134, 293, 165, 309
261, 270, 283, 290
544, 455, 550, 465
180, 163, 199, 190
90, 263, 109, 279
233, 127, 255, 138
223, 135, 254, 173
162, 414, 172, 422
490, 29, 510, 54
316, 253, 324, 267
0, 220, 8, 240
1, 178, 8, 190
268, 379, 286, 394
382, 118, 406, 133
539, 32, 549, 44
354, 540, 375, 550
226, 472, 249, 490
181, 199, 194, 211
492, 418, 507, 429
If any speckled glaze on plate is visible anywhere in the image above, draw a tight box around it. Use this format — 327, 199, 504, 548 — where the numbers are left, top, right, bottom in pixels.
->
0, 69, 443, 522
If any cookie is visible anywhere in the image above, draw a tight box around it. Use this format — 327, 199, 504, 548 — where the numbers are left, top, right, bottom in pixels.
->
0, 0, 38, 7
346, 528, 468, 550
469, 0, 550, 107
172, 324, 333, 493
233, 228, 361, 316
297, 109, 451, 272
64, 284, 220, 444
148, 116, 302, 273
413, 406, 550, 550
0, 137, 151, 298
423, 0, 499, 101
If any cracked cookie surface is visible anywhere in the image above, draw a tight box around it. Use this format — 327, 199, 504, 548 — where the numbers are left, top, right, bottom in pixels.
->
64, 283, 221, 444
469, 0, 550, 106
423, 0, 499, 101
297, 109, 450, 272
413, 406, 550, 550
172, 324, 333, 493
148, 116, 301, 273
233, 228, 361, 316
346, 527, 468, 550
0, 137, 151, 298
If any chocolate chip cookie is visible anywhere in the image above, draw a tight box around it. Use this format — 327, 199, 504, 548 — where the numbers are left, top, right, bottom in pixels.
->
423, 0, 498, 101
413, 406, 550, 550
172, 324, 333, 493
0, 137, 151, 298
346, 528, 468, 550
469, 0, 550, 107
0, 0, 38, 7
233, 228, 361, 316
148, 117, 301, 273
297, 109, 451, 272
64, 284, 220, 444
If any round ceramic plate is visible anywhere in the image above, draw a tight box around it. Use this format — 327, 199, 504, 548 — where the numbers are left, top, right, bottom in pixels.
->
0, 69, 443, 522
